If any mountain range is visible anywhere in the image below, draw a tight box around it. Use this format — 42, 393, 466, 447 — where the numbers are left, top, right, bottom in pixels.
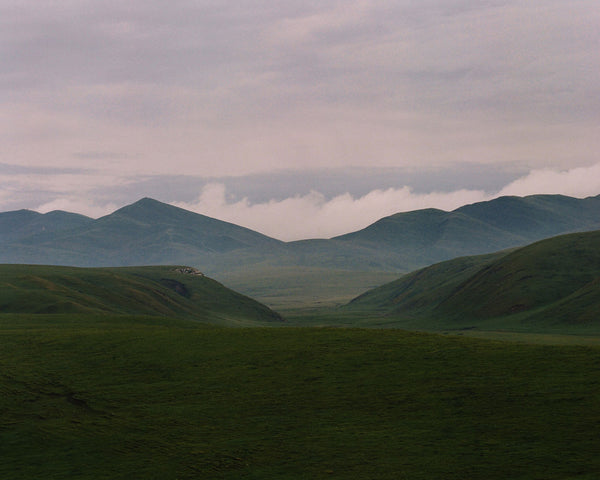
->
2, 194, 599, 306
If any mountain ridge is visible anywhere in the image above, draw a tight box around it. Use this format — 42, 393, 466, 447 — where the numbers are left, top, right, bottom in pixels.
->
1, 193, 599, 308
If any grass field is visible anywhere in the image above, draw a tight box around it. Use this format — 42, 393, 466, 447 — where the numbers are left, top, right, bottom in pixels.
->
216, 266, 400, 310
1, 313, 599, 479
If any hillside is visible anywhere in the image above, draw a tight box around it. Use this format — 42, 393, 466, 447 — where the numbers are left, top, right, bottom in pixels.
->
1, 194, 599, 308
347, 230, 600, 332
0, 264, 282, 325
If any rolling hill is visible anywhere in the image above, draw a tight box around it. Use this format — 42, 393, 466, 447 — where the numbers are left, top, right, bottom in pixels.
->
347, 230, 600, 332
1, 194, 599, 308
0, 264, 282, 325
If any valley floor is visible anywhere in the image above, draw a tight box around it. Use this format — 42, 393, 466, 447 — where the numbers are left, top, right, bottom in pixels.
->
1, 314, 599, 479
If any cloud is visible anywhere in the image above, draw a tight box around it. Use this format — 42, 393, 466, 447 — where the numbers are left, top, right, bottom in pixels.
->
175, 183, 489, 241
0, 168, 133, 215
265, 1, 371, 46
35, 197, 118, 218
1, 1, 598, 178
175, 163, 600, 240
498, 163, 600, 198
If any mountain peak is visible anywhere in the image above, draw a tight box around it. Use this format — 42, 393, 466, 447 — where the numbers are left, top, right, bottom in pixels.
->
133, 197, 163, 206
107, 197, 190, 223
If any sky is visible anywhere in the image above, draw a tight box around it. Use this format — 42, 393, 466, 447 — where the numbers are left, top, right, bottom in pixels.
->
1, 0, 599, 240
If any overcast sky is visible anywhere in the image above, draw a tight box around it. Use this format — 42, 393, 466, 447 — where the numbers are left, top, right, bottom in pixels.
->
2, 1, 599, 239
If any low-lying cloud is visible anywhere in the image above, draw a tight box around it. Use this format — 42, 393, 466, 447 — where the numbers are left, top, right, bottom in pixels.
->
498, 163, 600, 199
2, 163, 598, 241
175, 184, 488, 241
176, 163, 600, 241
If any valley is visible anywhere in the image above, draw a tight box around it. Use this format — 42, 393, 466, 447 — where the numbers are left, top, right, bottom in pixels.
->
2, 193, 600, 308
1, 194, 599, 479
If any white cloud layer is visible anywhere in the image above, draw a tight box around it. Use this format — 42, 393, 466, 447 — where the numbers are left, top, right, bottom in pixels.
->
175, 184, 488, 240
175, 163, 600, 241
1, 163, 598, 239
498, 164, 600, 199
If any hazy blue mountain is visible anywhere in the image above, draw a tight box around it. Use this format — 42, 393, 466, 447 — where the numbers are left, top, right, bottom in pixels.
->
1, 194, 599, 299
331, 194, 600, 269
0, 198, 283, 266
0, 209, 93, 244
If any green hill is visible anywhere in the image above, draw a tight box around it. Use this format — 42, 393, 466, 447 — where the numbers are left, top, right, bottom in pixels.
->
0, 264, 282, 325
347, 230, 600, 332
221, 194, 600, 308
1, 194, 599, 308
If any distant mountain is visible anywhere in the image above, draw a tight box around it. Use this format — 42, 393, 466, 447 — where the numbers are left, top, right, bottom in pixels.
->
0, 209, 93, 244
0, 264, 282, 325
347, 230, 600, 330
333, 194, 600, 267
1, 194, 599, 308
0, 198, 282, 266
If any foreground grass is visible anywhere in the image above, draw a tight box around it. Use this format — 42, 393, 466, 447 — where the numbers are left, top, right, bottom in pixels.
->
1, 314, 599, 479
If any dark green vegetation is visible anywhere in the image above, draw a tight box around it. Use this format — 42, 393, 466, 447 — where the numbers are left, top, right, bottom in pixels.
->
3, 198, 600, 478
2, 194, 599, 307
0, 264, 281, 325
1, 316, 599, 479
347, 230, 600, 334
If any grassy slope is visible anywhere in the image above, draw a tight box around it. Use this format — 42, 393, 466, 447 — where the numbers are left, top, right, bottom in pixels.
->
1, 316, 599, 479
437, 230, 600, 322
0, 264, 281, 325
2, 194, 599, 308
344, 231, 600, 333
347, 251, 508, 314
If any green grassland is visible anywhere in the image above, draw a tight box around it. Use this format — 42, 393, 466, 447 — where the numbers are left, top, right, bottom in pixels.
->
216, 266, 400, 310
1, 314, 600, 479
344, 231, 600, 334
0, 264, 281, 325
2, 226, 600, 478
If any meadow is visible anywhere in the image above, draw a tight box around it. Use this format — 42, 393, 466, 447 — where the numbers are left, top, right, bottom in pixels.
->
1, 313, 599, 479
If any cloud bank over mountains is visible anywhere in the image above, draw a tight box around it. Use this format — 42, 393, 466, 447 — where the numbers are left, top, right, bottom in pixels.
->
173, 163, 600, 240
2, 1, 598, 239
12, 162, 598, 241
